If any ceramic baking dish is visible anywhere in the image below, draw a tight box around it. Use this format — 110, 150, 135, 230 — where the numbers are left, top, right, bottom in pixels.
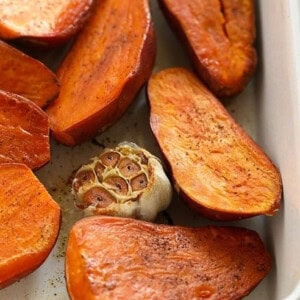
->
0, 0, 299, 299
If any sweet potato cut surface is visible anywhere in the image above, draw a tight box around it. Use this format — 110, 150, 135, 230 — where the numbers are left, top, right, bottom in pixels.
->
148, 68, 282, 220
0, 0, 93, 44
0, 163, 61, 288
66, 216, 271, 300
160, 0, 257, 97
0, 90, 50, 169
46, 0, 156, 146
0, 41, 59, 107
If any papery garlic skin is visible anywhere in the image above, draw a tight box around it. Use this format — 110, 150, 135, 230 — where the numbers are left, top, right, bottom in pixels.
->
72, 142, 172, 221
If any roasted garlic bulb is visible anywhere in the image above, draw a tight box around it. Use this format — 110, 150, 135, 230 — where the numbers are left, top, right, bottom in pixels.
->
72, 142, 172, 221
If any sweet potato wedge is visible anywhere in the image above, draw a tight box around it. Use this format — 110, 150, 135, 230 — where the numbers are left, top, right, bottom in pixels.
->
0, 90, 50, 169
66, 216, 271, 300
148, 68, 282, 220
0, 163, 61, 288
0, 41, 59, 107
46, 0, 156, 146
0, 0, 93, 45
159, 0, 257, 97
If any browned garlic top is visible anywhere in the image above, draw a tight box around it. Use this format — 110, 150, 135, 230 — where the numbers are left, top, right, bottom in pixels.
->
72, 142, 172, 221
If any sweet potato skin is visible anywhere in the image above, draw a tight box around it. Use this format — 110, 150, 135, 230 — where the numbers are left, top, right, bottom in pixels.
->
159, 0, 257, 98
0, 41, 59, 107
0, 90, 50, 169
0, 163, 61, 288
0, 0, 93, 45
148, 68, 282, 220
46, 0, 156, 146
66, 216, 271, 300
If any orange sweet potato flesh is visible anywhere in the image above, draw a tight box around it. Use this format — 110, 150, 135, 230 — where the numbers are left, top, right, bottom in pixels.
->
0, 0, 93, 45
148, 68, 282, 220
0, 41, 59, 107
66, 216, 271, 300
46, 0, 156, 146
0, 90, 50, 169
159, 0, 257, 98
0, 163, 61, 288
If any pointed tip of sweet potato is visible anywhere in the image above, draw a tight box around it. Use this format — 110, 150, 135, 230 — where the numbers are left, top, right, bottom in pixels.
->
148, 67, 282, 221
66, 216, 271, 299
0, 163, 61, 288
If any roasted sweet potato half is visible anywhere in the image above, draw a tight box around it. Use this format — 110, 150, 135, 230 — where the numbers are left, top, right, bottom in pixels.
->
0, 0, 93, 45
159, 0, 257, 98
0, 90, 50, 169
66, 216, 271, 300
148, 68, 282, 220
0, 163, 61, 288
46, 0, 156, 146
0, 41, 59, 107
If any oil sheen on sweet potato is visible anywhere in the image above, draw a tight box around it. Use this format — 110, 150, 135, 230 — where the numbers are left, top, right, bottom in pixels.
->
0, 90, 50, 169
0, 41, 59, 107
0, 0, 93, 45
148, 68, 282, 220
66, 216, 271, 300
46, 0, 156, 146
160, 0, 257, 97
0, 163, 61, 289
